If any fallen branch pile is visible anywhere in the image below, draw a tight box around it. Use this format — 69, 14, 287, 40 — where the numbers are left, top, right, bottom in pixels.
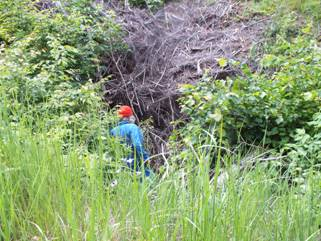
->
103, 0, 268, 154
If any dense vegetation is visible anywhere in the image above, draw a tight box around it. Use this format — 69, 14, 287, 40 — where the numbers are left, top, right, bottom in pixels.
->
0, 0, 125, 147
1, 123, 320, 240
178, 30, 321, 178
0, 0, 320, 240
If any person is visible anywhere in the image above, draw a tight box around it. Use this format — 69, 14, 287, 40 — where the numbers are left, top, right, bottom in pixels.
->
110, 105, 152, 177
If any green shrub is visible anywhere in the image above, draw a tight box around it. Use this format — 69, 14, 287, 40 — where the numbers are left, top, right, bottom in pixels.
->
281, 112, 321, 180
176, 31, 321, 157
0, 0, 126, 145
0, 0, 36, 43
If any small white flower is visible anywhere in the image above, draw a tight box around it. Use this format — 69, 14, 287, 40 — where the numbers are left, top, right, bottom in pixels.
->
111, 180, 118, 187
126, 159, 134, 164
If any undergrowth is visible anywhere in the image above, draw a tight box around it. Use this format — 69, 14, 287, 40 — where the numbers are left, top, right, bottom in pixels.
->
0, 0, 126, 147
244, 0, 321, 21
0, 111, 320, 240
176, 20, 320, 179
0, 0, 320, 240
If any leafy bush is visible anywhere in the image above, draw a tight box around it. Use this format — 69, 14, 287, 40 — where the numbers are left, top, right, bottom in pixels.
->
281, 112, 321, 180
0, 0, 126, 145
176, 31, 321, 156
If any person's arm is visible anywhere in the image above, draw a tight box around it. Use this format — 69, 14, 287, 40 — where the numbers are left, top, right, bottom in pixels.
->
130, 127, 149, 161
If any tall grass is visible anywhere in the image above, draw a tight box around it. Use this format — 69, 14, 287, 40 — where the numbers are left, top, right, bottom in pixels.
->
0, 112, 320, 240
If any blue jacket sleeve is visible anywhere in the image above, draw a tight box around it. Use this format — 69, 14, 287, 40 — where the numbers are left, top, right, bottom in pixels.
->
130, 127, 149, 161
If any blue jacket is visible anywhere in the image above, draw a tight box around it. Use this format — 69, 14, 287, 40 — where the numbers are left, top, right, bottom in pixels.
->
110, 120, 149, 162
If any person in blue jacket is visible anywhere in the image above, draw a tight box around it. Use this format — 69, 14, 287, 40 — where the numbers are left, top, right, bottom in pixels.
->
110, 105, 152, 177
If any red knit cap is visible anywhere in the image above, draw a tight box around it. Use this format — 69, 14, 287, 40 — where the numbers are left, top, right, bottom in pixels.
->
118, 105, 133, 118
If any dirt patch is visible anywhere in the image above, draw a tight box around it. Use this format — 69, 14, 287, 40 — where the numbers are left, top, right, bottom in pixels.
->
103, 0, 268, 154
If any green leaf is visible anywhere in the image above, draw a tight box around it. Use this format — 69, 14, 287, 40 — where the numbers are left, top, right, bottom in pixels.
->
303, 91, 313, 101
301, 23, 312, 34
217, 58, 228, 68
276, 116, 284, 124
209, 109, 222, 122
